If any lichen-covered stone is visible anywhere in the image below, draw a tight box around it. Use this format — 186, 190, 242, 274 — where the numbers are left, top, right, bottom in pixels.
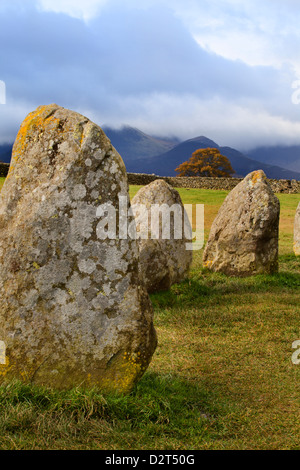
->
0, 104, 157, 392
131, 180, 193, 293
294, 202, 300, 256
203, 170, 280, 276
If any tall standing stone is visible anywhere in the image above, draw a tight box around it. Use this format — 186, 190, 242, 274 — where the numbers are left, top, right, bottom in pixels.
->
203, 170, 280, 276
0, 104, 157, 392
131, 179, 193, 293
294, 202, 300, 256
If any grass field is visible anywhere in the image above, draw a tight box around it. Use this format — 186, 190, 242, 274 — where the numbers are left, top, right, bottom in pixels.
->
0, 177, 5, 191
0, 178, 299, 450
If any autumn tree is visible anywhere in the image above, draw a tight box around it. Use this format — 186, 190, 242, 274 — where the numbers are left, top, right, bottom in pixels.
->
175, 148, 235, 177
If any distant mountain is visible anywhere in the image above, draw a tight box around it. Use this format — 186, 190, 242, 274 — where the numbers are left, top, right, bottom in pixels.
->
246, 145, 300, 173
219, 146, 300, 180
133, 136, 300, 180
102, 125, 180, 172
0, 144, 13, 163
0, 126, 179, 168
1, 126, 300, 180
133, 136, 221, 175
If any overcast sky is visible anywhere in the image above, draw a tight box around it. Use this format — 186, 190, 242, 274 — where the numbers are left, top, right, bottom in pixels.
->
1, 0, 300, 150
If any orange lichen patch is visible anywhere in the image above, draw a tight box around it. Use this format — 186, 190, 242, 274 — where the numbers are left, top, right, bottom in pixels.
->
251, 170, 265, 186
13, 105, 53, 157
7, 104, 74, 180
203, 260, 213, 268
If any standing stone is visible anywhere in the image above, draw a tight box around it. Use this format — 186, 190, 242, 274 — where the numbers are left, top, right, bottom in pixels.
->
203, 170, 280, 276
0, 104, 157, 392
294, 202, 300, 256
131, 179, 193, 293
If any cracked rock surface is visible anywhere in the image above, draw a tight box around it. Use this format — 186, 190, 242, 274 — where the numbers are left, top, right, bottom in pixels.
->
0, 104, 157, 392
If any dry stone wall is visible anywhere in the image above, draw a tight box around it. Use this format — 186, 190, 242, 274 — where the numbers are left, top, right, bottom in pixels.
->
0, 162, 9, 177
128, 173, 300, 194
1, 165, 299, 193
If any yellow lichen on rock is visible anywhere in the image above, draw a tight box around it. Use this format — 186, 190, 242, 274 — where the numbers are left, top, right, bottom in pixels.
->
0, 355, 11, 379
99, 350, 149, 395
7, 105, 58, 179
249, 170, 266, 188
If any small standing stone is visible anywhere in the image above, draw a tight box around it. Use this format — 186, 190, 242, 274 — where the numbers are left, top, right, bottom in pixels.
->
203, 170, 280, 276
131, 179, 193, 293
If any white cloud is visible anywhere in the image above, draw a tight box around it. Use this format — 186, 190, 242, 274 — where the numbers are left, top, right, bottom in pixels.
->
0, 0, 300, 152
37, 0, 108, 22
36, 0, 300, 73
0, 100, 34, 143
80, 92, 300, 151
174, 0, 300, 73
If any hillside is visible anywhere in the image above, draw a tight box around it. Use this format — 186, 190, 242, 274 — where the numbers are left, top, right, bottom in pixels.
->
135, 136, 300, 180
0, 127, 180, 173
219, 146, 300, 180
0, 144, 13, 163
105, 128, 300, 180
102, 125, 179, 172
1, 126, 300, 180
246, 145, 300, 173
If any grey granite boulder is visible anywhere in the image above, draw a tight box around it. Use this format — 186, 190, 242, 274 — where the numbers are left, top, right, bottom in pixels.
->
294, 202, 300, 256
203, 170, 280, 276
0, 104, 157, 392
131, 179, 193, 293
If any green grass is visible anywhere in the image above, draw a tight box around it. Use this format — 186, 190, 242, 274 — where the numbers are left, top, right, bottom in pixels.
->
0, 177, 5, 191
0, 182, 299, 449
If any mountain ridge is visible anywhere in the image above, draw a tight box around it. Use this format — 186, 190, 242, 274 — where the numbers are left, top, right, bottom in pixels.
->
131, 134, 300, 180
246, 145, 300, 173
1, 126, 300, 180
0, 144, 13, 164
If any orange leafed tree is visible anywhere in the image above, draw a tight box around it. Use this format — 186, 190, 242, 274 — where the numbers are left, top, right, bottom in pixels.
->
175, 148, 235, 177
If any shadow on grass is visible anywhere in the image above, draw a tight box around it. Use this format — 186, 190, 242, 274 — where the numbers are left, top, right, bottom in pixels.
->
150, 255, 300, 311
0, 373, 227, 445
0, 373, 220, 418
